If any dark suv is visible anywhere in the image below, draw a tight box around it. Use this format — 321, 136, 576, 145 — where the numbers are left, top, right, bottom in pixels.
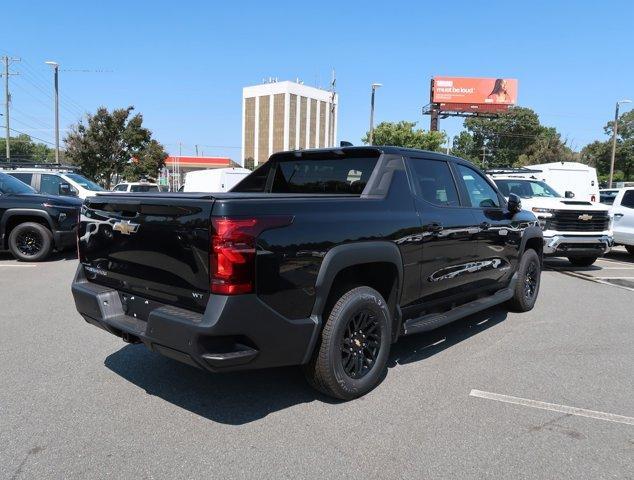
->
72, 147, 542, 399
0, 172, 81, 261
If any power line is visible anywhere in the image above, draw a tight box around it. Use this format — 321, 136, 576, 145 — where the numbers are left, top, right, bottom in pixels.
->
0, 125, 56, 146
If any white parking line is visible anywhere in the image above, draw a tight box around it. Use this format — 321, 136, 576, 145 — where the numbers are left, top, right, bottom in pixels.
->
556, 270, 634, 292
470, 389, 634, 426
0, 264, 36, 268
593, 276, 634, 280
597, 258, 634, 267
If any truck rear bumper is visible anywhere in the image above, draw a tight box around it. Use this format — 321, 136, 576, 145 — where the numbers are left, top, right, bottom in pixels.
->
543, 234, 613, 257
71, 266, 319, 372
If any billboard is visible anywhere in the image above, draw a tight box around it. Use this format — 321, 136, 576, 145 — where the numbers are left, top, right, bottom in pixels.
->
432, 77, 518, 112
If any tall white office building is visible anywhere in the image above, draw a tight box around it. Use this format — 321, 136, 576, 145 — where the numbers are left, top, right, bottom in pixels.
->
242, 80, 338, 167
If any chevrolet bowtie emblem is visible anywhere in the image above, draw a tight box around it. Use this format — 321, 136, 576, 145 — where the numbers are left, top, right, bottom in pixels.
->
578, 214, 593, 221
112, 220, 140, 235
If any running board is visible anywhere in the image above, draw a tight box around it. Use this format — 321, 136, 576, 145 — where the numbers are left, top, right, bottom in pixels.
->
402, 278, 516, 336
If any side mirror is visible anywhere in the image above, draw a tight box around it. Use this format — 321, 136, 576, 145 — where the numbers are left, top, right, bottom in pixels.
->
507, 193, 522, 213
565, 190, 575, 198
59, 183, 72, 195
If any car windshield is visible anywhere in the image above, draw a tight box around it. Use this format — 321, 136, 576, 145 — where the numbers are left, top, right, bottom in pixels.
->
0, 172, 37, 195
65, 173, 105, 191
494, 179, 561, 199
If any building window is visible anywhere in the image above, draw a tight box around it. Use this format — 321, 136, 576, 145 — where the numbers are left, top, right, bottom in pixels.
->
244, 97, 255, 163
258, 95, 270, 164
289, 94, 297, 150
309, 99, 317, 148
319, 101, 326, 148
299, 97, 307, 149
273, 93, 285, 154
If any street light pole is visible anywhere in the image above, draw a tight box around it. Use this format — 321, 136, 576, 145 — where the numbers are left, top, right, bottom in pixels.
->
608, 99, 632, 188
45, 61, 60, 163
369, 83, 382, 145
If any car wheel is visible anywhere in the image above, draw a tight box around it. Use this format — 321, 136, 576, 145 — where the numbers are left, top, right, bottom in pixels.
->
567, 256, 598, 267
625, 245, 634, 256
507, 248, 541, 312
304, 286, 391, 400
8, 222, 53, 262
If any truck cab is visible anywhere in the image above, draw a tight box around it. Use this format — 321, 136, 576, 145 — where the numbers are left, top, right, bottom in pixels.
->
489, 170, 612, 266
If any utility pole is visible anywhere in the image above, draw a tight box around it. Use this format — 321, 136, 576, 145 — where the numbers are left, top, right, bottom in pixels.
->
481, 145, 489, 168
608, 99, 632, 188
45, 61, 60, 163
369, 83, 382, 145
329, 69, 336, 147
195, 144, 199, 156
2, 56, 20, 161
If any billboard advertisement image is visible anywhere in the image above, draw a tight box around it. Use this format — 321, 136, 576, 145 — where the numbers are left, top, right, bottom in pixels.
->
432, 77, 518, 112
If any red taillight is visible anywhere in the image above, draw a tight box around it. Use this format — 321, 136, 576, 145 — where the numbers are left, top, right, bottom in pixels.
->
210, 216, 293, 295
591, 195, 596, 202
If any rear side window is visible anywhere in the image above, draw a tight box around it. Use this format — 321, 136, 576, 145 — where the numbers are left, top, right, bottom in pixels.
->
113, 184, 128, 191
456, 164, 500, 208
622, 190, 634, 208
408, 158, 459, 206
9, 172, 33, 186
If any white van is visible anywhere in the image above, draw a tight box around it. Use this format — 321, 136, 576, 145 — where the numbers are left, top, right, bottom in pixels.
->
183, 168, 251, 193
522, 162, 599, 202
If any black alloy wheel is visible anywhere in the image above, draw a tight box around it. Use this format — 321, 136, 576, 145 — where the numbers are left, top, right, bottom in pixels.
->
523, 259, 539, 301
340, 309, 381, 379
15, 229, 43, 257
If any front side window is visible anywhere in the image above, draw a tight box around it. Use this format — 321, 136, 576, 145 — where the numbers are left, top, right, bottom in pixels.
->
130, 184, 159, 192
622, 190, 634, 208
113, 184, 128, 191
64, 173, 104, 191
456, 164, 500, 208
409, 158, 460, 206
40, 174, 63, 195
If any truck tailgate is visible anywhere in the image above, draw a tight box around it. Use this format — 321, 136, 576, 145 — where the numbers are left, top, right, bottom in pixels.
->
78, 194, 214, 311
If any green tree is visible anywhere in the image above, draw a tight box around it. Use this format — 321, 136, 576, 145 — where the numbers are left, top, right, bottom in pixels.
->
580, 109, 634, 182
64, 106, 167, 188
362, 121, 446, 151
0, 134, 55, 162
453, 107, 572, 168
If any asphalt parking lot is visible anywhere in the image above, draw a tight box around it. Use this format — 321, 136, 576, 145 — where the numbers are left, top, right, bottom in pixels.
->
1, 251, 632, 479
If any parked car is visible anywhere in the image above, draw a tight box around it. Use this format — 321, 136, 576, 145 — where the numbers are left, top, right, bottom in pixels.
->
488, 171, 612, 266
607, 187, 634, 255
1, 164, 105, 199
0, 171, 81, 261
182, 167, 251, 193
72, 147, 543, 400
112, 181, 161, 193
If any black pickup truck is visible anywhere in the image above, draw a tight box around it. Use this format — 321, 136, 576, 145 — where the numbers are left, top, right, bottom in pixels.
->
72, 147, 542, 399
1, 171, 81, 261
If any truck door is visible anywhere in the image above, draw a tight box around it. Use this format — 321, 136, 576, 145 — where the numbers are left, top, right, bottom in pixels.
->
407, 156, 481, 303
612, 189, 634, 245
452, 163, 519, 291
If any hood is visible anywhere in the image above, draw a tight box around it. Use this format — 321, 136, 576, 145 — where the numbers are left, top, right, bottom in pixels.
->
514, 196, 610, 212
11, 193, 82, 207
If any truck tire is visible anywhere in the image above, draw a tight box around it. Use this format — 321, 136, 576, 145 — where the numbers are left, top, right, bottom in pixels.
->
8, 222, 53, 262
625, 245, 634, 256
567, 256, 598, 267
304, 286, 391, 400
507, 248, 541, 312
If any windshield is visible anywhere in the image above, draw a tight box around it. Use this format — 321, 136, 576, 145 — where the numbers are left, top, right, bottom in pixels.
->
65, 173, 105, 191
494, 179, 561, 199
0, 172, 37, 195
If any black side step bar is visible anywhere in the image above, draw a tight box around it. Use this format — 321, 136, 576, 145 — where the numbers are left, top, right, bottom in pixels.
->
402, 276, 516, 336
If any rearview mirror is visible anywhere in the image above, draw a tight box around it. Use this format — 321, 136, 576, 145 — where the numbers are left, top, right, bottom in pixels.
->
507, 193, 522, 213
565, 190, 575, 198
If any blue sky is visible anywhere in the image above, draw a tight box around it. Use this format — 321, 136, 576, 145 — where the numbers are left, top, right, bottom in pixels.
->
2, 0, 633, 160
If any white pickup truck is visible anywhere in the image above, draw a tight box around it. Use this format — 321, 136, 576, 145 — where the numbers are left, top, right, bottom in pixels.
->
601, 187, 634, 255
489, 171, 612, 266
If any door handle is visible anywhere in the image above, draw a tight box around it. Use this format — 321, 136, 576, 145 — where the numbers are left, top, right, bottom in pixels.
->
614, 213, 624, 218
424, 222, 444, 233
479, 222, 491, 230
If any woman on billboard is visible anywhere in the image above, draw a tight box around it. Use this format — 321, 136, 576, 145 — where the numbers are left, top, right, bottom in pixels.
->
487, 79, 512, 103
